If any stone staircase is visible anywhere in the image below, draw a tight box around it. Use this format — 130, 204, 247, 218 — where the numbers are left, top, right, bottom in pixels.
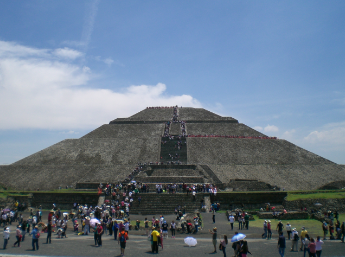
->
127, 193, 204, 215
160, 136, 187, 163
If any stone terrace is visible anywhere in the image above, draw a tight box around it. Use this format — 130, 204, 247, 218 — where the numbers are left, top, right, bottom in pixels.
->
13, 138, 160, 166
186, 123, 267, 136
179, 107, 238, 122
82, 124, 165, 138
0, 164, 134, 191
187, 138, 334, 165
210, 164, 345, 191
110, 108, 173, 122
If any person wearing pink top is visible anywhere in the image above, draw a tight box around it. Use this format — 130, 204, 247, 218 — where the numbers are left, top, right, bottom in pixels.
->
315, 236, 324, 257
308, 238, 316, 257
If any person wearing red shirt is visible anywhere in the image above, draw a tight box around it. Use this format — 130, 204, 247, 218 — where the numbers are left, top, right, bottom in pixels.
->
308, 238, 316, 257
97, 224, 103, 246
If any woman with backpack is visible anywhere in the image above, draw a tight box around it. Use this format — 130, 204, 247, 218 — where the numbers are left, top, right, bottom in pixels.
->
118, 227, 129, 256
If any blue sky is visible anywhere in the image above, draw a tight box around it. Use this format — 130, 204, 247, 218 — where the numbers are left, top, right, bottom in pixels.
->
0, 0, 344, 164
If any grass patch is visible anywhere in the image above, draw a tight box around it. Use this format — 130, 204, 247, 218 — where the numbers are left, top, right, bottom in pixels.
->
249, 215, 325, 237
286, 191, 345, 201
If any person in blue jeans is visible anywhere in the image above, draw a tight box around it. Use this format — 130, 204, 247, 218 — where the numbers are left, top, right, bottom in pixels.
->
3, 227, 10, 249
30, 225, 39, 251
278, 232, 286, 257
220, 235, 228, 257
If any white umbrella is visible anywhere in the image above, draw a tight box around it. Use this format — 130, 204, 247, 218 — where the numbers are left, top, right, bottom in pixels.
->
231, 233, 246, 242
184, 237, 197, 247
90, 218, 101, 228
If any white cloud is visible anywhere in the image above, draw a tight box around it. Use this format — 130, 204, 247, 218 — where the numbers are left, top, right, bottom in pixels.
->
282, 129, 296, 140
0, 40, 202, 130
304, 122, 345, 145
103, 58, 114, 66
253, 126, 263, 131
263, 124, 279, 133
53, 47, 83, 59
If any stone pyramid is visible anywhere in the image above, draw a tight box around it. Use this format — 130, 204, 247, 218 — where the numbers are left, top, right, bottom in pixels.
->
0, 106, 344, 191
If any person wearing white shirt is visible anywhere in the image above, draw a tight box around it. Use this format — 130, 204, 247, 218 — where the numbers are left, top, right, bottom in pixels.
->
229, 214, 235, 230
315, 236, 324, 257
3, 227, 10, 249
286, 223, 292, 240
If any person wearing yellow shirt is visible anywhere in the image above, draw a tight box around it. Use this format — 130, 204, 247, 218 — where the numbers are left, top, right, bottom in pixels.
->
151, 227, 160, 254
300, 227, 308, 251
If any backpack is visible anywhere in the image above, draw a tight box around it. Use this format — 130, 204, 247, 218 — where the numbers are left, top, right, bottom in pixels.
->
294, 233, 299, 241
36, 232, 40, 238
120, 232, 126, 242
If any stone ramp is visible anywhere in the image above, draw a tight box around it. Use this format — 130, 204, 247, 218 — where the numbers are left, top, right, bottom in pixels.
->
188, 138, 334, 165
200, 165, 222, 184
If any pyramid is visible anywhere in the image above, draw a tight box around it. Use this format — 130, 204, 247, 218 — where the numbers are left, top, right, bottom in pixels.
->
0, 106, 344, 191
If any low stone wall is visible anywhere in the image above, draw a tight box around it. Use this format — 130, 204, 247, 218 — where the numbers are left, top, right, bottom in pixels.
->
283, 198, 345, 213
257, 211, 308, 220
210, 192, 287, 210
28, 193, 99, 210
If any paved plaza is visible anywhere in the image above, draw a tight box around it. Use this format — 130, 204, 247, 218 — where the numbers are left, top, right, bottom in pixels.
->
1, 211, 344, 257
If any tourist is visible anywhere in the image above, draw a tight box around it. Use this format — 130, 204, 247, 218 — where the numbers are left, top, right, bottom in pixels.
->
220, 235, 228, 257
170, 220, 176, 238
277, 232, 286, 257
46, 221, 52, 243
300, 226, 308, 250
322, 221, 328, 240
267, 220, 272, 240
302, 234, 310, 257
113, 220, 118, 240
291, 228, 299, 251
240, 240, 250, 257
244, 212, 249, 229
209, 227, 217, 253
161, 221, 168, 238
151, 226, 160, 253
30, 225, 39, 251
96, 223, 102, 246
315, 236, 324, 257
13, 225, 21, 247
3, 226, 10, 249
229, 213, 235, 230
276, 220, 284, 234
286, 222, 292, 240
118, 227, 128, 256
238, 215, 243, 230
308, 237, 316, 257
262, 220, 268, 239
341, 222, 345, 242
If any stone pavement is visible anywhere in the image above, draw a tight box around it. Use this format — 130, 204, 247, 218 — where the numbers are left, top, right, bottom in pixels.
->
0, 211, 344, 256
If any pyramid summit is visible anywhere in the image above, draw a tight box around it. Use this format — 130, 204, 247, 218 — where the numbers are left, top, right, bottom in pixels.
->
0, 106, 344, 191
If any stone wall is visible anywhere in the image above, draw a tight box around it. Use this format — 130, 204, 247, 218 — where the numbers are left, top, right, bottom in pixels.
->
283, 198, 345, 213
179, 108, 237, 122
0, 165, 135, 191
12, 137, 160, 166
82, 124, 165, 138
188, 138, 334, 165
186, 123, 266, 137
209, 164, 345, 191
210, 192, 287, 210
